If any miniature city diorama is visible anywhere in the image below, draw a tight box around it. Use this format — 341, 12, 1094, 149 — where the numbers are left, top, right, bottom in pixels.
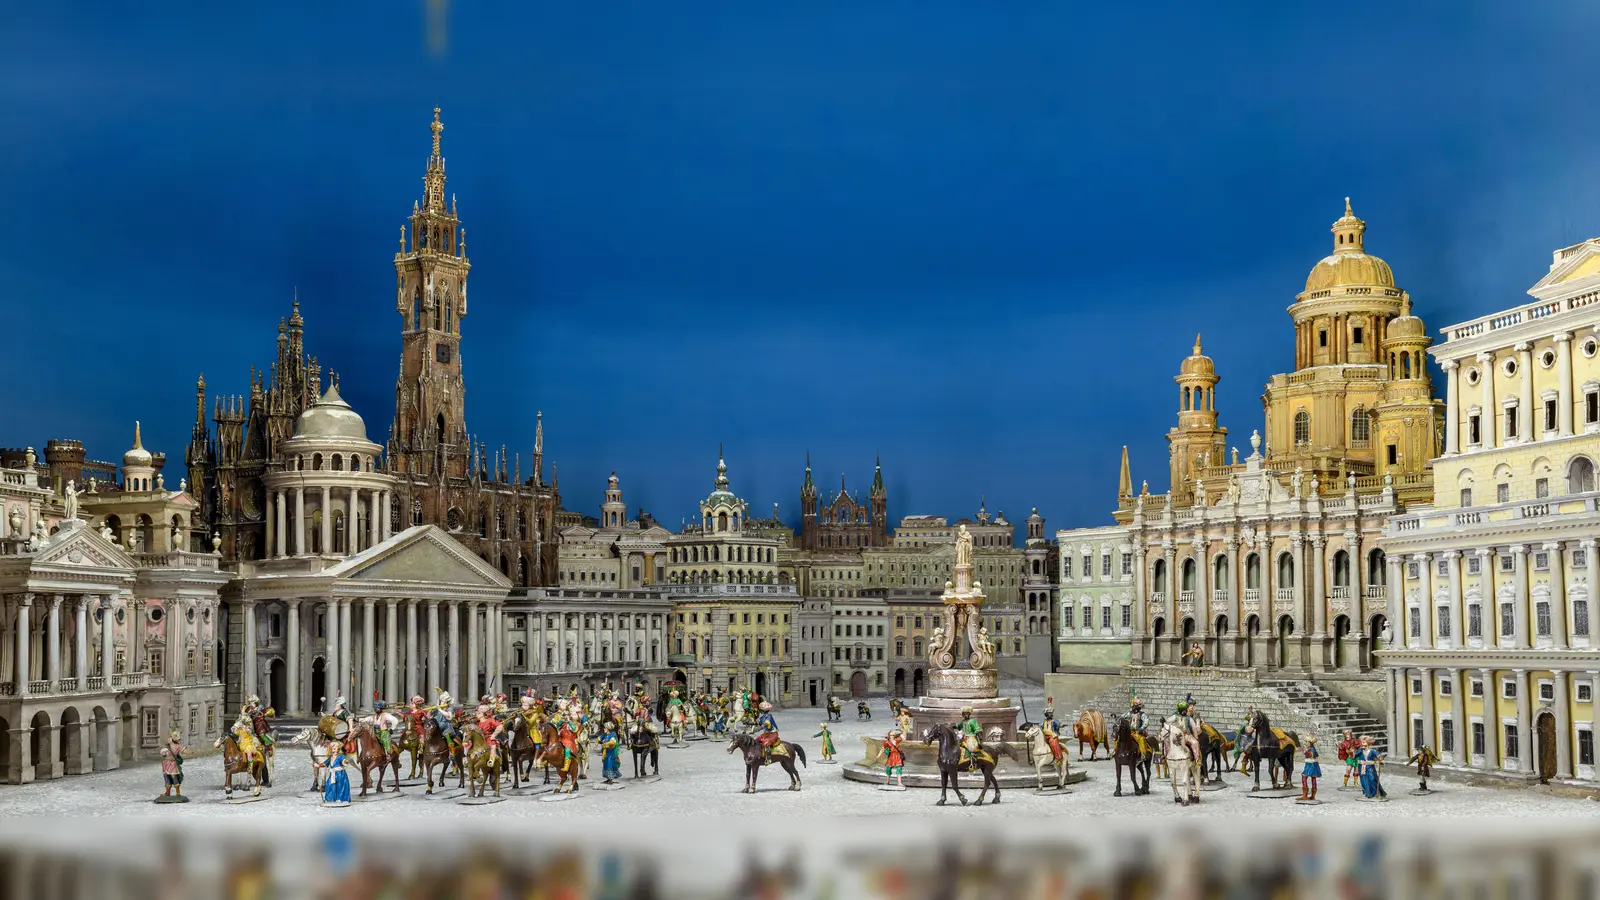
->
5, 5, 1600, 837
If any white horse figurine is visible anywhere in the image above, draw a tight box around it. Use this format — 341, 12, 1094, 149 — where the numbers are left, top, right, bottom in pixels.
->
1158, 716, 1201, 807
1018, 723, 1070, 791
284, 725, 331, 792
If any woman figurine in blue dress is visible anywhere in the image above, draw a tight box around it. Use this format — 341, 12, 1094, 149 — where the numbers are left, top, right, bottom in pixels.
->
1356, 735, 1387, 801
322, 740, 351, 805
599, 720, 622, 784
1298, 735, 1322, 801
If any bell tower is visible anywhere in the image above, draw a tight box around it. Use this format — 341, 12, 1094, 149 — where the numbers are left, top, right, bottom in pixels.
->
389, 107, 471, 480
1166, 334, 1227, 503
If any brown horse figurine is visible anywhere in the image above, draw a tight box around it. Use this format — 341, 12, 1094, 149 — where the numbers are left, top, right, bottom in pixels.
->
400, 713, 428, 779
1110, 714, 1152, 797
461, 724, 502, 799
534, 723, 582, 794
502, 712, 543, 789
1073, 709, 1110, 761
352, 723, 401, 796
217, 733, 266, 799
419, 716, 464, 795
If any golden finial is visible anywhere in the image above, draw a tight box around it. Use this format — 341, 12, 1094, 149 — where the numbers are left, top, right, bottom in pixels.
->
430, 107, 443, 156
1344, 196, 1353, 218
1193, 333, 1203, 355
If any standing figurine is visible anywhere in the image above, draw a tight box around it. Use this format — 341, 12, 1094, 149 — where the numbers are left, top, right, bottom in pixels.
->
1356, 735, 1387, 801
1337, 729, 1360, 789
322, 740, 351, 806
1407, 745, 1440, 793
881, 729, 906, 788
599, 721, 622, 784
812, 723, 836, 762
1182, 641, 1205, 668
895, 704, 914, 740
1233, 705, 1256, 773
1040, 700, 1065, 764
1298, 735, 1322, 801
158, 730, 189, 803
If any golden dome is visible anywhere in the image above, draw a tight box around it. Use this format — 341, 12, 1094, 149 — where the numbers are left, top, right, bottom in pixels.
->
1178, 334, 1215, 376
1386, 296, 1425, 339
1302, 197, 1395, 294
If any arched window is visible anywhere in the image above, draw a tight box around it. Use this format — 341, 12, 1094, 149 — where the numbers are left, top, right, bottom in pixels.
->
1402, 352, 1412, 379
1180, 558, 1195, 592
1332, 550, 1350, 587
1277, 552, 1295, 588
1350, 407, 1370, 444
433, 296, 442, 331
1152, 559, 1167, 594
1183, 386, 1191, 411
445, 299, 453, 334
717, 512, 729, 532
312, 453, 323, 471
411, 287, 422, 331
1245, 553, 1261, 590
1368, 549, 1387, 586
1569, 456, 1596, 493
1293, 410, 1311, 446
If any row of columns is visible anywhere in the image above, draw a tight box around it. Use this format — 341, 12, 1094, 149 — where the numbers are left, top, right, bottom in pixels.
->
1389, 666, 1600, 782
243, 597, 502, 715
1442, 333, 1576, 455
7, 594, 117, 696
264, 486, 393, 560
1395, 539, 1596, 650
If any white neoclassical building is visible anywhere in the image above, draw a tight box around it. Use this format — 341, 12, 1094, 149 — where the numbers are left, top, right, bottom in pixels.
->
227, 383, 511, 715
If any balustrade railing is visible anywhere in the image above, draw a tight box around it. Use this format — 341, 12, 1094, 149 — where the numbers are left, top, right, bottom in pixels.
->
1330, 586, 1352, 602
1365, 585, 1387, 600
1243, 588, 1261, 604
1274, 588, 1295, 604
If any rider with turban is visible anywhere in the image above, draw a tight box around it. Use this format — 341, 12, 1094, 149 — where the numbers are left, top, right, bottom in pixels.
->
755, 701, 784, 761
222, 701, 265, 766
957, 706, 983, 769
1129, 696, 1151, 757
365, 701, 400, 755
1041, 699, 1064, 763
475, 703, 505, 764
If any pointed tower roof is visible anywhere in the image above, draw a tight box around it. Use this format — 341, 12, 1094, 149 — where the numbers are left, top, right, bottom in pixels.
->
802, 451, 815, 492
871, 452, 885, 496
1118, 445, 1132, 499
123, 421, 153, 468
1303, 196, 1394, 294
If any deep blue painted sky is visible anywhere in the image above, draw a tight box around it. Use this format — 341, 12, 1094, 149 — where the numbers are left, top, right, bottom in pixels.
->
6, 3, 1600, 533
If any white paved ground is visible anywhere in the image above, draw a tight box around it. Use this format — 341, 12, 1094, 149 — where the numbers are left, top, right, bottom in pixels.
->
1, 678, 1593, 820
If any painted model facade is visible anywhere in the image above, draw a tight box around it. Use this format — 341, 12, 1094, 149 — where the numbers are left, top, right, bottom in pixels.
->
1380, 232, 1600, 786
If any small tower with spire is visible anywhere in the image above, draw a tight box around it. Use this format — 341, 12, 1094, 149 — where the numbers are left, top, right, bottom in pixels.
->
800, 451, 818, 547
870, 453, 887, 533
601, 470, 626, 530
1167, 334, 1227, 503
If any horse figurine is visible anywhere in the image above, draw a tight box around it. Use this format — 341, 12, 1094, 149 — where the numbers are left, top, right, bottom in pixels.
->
1073, 709, 1110, 761
1198, 721, 1233, 783
1110, 714, 1152, 797
216, 732, 266, 799
418, 716, 465, 795
727, 732, 806, 793
1019, 723, 1070, 791
856, 700, 872, 721
926, 722, 1005, 807
351, 722, 401, 796
666, 703, 688, 746
627, 716, 660, 777
461, 724, 501, 799
1243, 710, 1299, 792
535, 724, 582, 794
502, 712, 542, 789
826, 696, 842, 722
1158, 716, 1201, 806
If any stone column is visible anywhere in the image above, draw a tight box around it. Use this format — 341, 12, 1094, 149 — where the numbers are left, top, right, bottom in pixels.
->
466, 602, 480, 702
286, 599, 301, 715
385, 599, 399, 702
1516, 342, 1534, 442
490, 603, 501, 694
275, 490, 287, 558
243, 600, 258, 698
1387, 556, 1403, 650
1385, 667, 1400, 755
265, 490, 276, 559
1350, 529, 1364, 627
294, 487, 306, 556
1547, 541, 1569, 649
1513, 668, 1533, 774
1511, 545, 1530, 650
426, 600, 441, 699
1131, 539, 1147, 646
1481, 668, 1499, 770
380, 491, 391, 541
1414, 553, 1433, 649
320, 486, 332, 555
321, 600, 338, 711
1227, 538, 1242, 660
1194, 536, 1210, 639
1442, 359, 1460, 454
1553, 672, 1572, 779
47, 594, 62, 686
1310, 535, 1326, 669
1556, 333, 1574, 437
1448, 550, 1465, 648
99, 597, 113, 682
1449, 668, 1467, 767
361, 597, 376, 709
369, 491, 380, 548
1479, 549, 1497, 643
447, 601, 461, 700
1163, 542, 1177, 661
406, 600, 420, 699
15, 594, 33, 695
339, 598, 353, 701
1418, 668, 1436, 755
1477, 351, 1496, 449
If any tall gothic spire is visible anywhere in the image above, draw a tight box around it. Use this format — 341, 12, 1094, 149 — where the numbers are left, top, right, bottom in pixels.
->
422, 107, 447, 212
1118, 445, 1132, 499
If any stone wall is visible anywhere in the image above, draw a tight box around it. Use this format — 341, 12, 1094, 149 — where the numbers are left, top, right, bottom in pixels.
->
1045, 671, 1126, 720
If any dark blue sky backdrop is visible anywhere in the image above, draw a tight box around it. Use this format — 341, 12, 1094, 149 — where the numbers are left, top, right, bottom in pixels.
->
6, 3, 1600, 534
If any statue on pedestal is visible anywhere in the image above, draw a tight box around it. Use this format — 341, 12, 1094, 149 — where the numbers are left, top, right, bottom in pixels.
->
63, 480, 80, 521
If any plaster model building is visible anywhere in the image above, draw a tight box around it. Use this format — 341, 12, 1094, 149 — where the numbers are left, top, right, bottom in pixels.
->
1381, 232, 1600, 786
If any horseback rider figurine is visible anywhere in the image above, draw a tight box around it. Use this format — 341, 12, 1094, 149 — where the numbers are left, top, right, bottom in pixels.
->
1129, 696, 1151, 757
1041, 701, 1065, 764
224, 701, 266, 768
475, 703, 504, 766
555, 702, 580, 776
432, 690, 461, 756
245, 696, 276, 783
365, 702, 400, 755
755, 701, 785, 762
957, 706, 983, 769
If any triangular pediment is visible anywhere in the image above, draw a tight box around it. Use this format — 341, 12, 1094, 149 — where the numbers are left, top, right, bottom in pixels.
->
34, 521, 137, 570
326, 525, 511, 587
1530, 239, 1600, 299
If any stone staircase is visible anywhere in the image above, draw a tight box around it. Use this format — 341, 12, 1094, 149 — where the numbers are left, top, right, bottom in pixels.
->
1073, 666, 1388, 754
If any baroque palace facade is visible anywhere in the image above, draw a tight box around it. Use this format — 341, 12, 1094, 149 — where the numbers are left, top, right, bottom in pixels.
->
1054, 200, 1443, 730
1381, 232, 1600, 787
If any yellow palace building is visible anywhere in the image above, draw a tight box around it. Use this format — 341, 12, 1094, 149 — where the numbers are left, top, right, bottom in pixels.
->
1381, 233, 1600, 787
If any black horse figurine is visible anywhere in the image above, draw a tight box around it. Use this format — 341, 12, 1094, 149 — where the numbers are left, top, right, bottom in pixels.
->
826, 697, 842, 722
628, 717, 659, 778
1110, 714, 1152, 797
926, 722, 1005, 807
857, 700, 872, 721
1198, 721, 1232, 783
1243, 710, 1298, 791
727, 732, 806, 793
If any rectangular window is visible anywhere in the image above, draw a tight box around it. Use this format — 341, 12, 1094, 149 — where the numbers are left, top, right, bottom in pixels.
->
1412, 718, 1424, 752
1579, 683, 1593, 702
147, 649, 164, 677
1502, 679, 1517, 700
1588, 391, 1599, 424
1472, 721, 1485, 756
1439, 678, 1453, 696
1468, 604, 1482, 638
1353, 326, 1364, 344
1469, 415, 1481, 445
1063, 605, 1074, 629
1501, 603, 1516, 637
913, 616, 923, 629
1539, 681, 1555, 702
1063, 558, 1073, 578
1102, 555, 1112, 577
1101, 607, 1112, 629
1505, 724, 1520, 761
1441, 719, 1454, 753
1545, 399, 1558, 432
1576, 549, 1589, 567
1535, 552, 1549, 571
142, 708, 160, 741
1081, 556, 1091, 578
1410, 677, 1423, 696
1576, 601, 1591, 637
895, 615, 904, 628
1319, 330, 1328, 348
1438, 558, 1449, 576
1501, 555, 1515, 572
1437, 608, 1450, 638
1467, 556, 1481, 574
1581, 730, 1595, 767
1497, 483, 1510, 504
1409, 611, 1421, 638
1470, 679, 1483, 698
1536, 478, 1549, 499
1121, 553, 1132, 575
1387, 445, 1398, 465
1408, 561, 1420, 579
1122, 604, 1132, 629
1506, 406, 1519, 440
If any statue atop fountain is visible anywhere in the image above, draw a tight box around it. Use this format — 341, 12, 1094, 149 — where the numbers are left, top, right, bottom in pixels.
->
913, 524, 1016, 738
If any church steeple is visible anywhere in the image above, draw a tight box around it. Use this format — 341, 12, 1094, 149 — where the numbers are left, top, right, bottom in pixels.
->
1117, 445, 1132, 500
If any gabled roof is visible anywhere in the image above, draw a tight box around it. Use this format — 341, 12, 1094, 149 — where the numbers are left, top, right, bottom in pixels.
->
323, 524, 511, 588
32, 520, 138, 571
